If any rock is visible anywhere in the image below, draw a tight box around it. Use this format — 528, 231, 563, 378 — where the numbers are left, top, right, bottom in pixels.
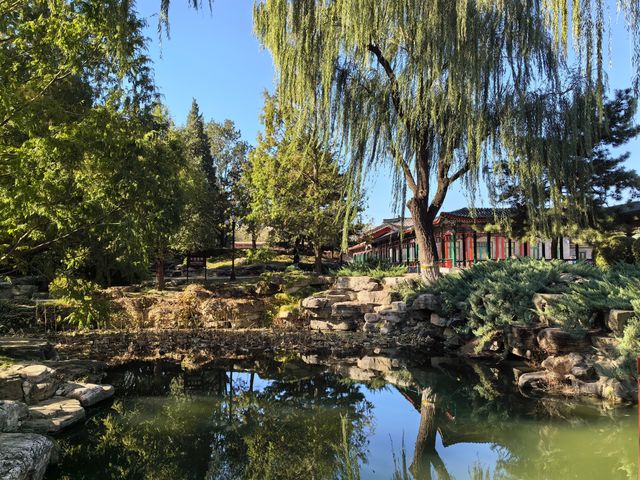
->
331, 301, 371, 318
590, 335, 620, 354
541, 353, 597, 381
505, 325, 540, 359
429, 313, 448, 327
14, 366, 54, 384
0, 374, 24, 401
362, 323, 377, 333
532, 293, 563, 312
10, 284, 37, 300
382, 277, 410, 288
309, 319, 356, 331
0, 401, 28, 432
25, 382, 58, 403
22, 397, 85, 434
356, 289, 394, 305
607, 309, 635, 335
333, 276, 382, 292
0, 433, 54, 480
390, 301, 407, 312
537, 328, 590, 355
410, 293, 440, 311
364, 313, 380, 324
57, 382, 114, 407
301, 297, 330, 309
517, 371, 551, 391
0, 339, 58, 362
378, 311, 405, 324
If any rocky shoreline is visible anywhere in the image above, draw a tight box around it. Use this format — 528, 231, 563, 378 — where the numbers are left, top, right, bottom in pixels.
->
0, 341, 115, 480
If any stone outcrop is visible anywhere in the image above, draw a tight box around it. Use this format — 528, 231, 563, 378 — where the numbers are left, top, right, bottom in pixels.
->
301, 276, 419, 332
0, 433, 55, 480
607, 309, 634, 335
0, 358, 114, 436
517, 352, 632, 404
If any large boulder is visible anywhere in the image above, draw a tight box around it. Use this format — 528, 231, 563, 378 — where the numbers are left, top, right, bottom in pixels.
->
309, 319, 356, 331
541, 353, 597, 381
410, 293, 440, 312
0, 373, 24, 402
331, 301, 372, 318
505, 325, 541, 359
356, 289, 394, 305
0, 433, 55, 480
333, 276, 382, 292
537, 328, 590, 355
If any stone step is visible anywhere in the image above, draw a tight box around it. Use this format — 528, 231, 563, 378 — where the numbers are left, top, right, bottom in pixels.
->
57, 382, 114, 407
21, 397, 85, 434
0, 433, 55, 480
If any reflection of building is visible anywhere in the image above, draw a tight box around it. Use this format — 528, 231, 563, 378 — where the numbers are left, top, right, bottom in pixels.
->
349, 208, 593, 272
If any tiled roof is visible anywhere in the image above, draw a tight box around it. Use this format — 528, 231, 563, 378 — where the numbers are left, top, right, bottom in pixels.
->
440, 207, 509, 219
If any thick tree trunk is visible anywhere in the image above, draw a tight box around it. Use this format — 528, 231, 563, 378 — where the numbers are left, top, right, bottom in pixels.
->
314, 246, 323, 274
155, 255, 165, 291
408, 196, 440, 280
410, 388, 451, 480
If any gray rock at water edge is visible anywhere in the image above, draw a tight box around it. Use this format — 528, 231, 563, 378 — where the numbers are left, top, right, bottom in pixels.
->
0, 401, 29, 433
410, 293, 440, 312
21, 397, 85, 434
541, 353, 596, 381
57, 382, 114, 407
0, 433, 55, 480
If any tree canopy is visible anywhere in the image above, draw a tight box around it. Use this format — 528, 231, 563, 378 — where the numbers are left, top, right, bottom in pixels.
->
253, 0, 610, 277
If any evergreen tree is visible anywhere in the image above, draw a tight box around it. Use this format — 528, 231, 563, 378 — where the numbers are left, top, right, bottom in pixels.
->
172, 99, 222, 253
248, 94, 356, 273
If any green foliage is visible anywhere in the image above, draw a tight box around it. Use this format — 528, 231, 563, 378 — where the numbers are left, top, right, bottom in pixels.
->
334, 258, 407, 281
49, 275, 112, 328
594, 234, 636, 268
245, 247, 276, 265
247, 93, 359, 272
254, 0, 610, 266
414, 259, 600, 344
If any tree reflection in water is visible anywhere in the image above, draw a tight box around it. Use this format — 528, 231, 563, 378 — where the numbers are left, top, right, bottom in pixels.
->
47, 357, 636, 480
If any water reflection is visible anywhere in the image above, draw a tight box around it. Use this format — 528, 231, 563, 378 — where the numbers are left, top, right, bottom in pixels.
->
46, 354, 636, 480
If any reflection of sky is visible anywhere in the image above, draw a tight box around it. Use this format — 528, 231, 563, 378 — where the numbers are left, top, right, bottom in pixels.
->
358, 385, 503, 479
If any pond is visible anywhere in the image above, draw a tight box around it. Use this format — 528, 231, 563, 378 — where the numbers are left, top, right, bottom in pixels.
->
45, 354, 636, 480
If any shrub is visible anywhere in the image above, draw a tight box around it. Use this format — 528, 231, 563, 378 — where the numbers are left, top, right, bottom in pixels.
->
334, 258, 407, 280
594, 234, 635, 268
409, 259, 600, 345
49, 276, 113, 329
245, 247, 276, 265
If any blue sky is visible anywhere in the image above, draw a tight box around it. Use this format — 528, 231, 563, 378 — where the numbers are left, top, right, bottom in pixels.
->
138, 0, 640, 225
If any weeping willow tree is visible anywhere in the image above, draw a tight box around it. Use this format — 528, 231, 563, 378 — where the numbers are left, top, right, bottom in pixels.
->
160, 0, 640, 278
250, 1, 616, 278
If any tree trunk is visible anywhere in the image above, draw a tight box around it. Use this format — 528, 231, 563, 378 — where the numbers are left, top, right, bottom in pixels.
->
155, 255, 165, 291
551, 237, 559, 259
410, 387, 451, 480
408, 196, 440, 280
314, 246, 323, 274
251, 230, 257, 251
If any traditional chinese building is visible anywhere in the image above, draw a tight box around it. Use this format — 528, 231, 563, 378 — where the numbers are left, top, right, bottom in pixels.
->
349, 208, 593, 272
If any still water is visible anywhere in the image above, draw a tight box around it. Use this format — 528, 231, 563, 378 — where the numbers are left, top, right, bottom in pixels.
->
45, 355, 636, 480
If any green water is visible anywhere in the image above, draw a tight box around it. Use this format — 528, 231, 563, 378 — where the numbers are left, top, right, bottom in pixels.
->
45, 356, 637, 480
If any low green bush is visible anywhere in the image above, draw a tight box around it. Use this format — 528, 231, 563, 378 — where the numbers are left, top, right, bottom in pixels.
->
49, 276, 113, 329
594, 234, 635, 268
245, 247, 276, 265
334, 258, 407, 280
